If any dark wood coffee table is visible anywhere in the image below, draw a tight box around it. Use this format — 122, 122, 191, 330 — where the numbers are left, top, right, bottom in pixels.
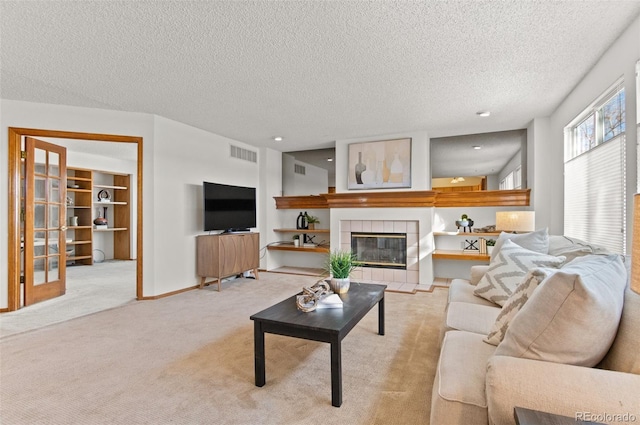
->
250, 282, 386, 407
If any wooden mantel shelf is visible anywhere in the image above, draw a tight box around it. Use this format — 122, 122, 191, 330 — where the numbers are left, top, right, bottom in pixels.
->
274, 189, 530, 209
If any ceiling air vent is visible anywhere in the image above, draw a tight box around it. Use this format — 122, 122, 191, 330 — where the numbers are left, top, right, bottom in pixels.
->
230, 145, 257, 163
294, 164, 306, 175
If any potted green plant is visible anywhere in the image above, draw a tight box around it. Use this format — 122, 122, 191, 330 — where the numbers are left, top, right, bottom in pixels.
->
292, 234, 300, 247
486, 238, 496, 255
325, 250, 358, 294
305, 213, 320, 230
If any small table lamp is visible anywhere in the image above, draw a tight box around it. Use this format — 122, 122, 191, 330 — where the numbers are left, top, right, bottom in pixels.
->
631, 194, 640, 294
496, 211, 535, 233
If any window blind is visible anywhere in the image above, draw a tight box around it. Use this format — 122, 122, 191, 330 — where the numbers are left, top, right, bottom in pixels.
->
564, 135, 626, 253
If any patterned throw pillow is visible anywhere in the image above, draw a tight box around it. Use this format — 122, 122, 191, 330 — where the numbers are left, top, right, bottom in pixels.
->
474, 239, 565, 306
484, 268, 555, 345
490, 227, 549, 261
495, 254, 627, 367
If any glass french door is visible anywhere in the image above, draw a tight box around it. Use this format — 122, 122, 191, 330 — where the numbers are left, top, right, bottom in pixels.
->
22, 136, 67, 306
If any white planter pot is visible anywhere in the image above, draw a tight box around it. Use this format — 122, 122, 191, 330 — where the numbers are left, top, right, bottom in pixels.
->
330, 277, 350, 294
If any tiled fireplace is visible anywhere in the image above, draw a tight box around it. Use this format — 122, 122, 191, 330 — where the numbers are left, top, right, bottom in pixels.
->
351, 232, 407, 269
340, 220, 419, 284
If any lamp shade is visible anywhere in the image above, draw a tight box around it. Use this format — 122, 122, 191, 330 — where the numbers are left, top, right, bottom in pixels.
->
496, 211, 535, 233
631, 194, 640, 294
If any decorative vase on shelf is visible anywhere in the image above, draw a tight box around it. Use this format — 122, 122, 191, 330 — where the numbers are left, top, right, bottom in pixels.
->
375, 160, 384, 185
329, 277, 350, 294
93, 208, 107, 226
389, 152, 403, 183
354, 152, 366, 184
361, 160, 374, 184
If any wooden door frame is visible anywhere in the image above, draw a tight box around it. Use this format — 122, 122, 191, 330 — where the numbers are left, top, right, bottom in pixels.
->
7, 127, 143, 312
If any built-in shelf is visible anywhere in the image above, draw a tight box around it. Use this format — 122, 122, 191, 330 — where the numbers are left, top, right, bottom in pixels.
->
433, 231, 501, 236
273, 228, 330, 233
93, 227, 128, 232
93, 201, 127, 205
432, 249, 490, 261
274, 189, 530, 209
267, 243, 330, 253
94, 184, 127, 190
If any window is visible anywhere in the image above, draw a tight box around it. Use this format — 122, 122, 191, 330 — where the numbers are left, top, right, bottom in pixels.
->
564, 82, 626, 254
499, 166, 521, 190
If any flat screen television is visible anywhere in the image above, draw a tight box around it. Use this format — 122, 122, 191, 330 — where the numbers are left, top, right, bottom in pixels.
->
203, 181, 257, 232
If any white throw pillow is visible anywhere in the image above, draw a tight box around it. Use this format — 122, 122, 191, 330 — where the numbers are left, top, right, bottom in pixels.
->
495, 254, 627, 367
490, 227, 549, 261
474, 239, 565, 306
484, 268, 556, 345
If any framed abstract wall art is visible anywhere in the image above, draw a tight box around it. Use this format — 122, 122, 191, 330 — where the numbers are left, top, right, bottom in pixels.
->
347, 138, 411, 190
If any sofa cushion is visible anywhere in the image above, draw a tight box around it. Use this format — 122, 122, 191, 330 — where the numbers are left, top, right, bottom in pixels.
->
431, 331, 495, 425
484, 268, 556, 346
474, 239, 565, 306
490, 227, 549, 261
598, 288, 640, 374
445, 302, 501, 335
469, 265, 490, 285
436, 331, 497, 408
495, 254, 627, 367
448, 279, 497, 307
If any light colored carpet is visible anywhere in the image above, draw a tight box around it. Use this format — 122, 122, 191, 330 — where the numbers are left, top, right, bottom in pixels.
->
0, 272, 447, 425
0, 260, 136, 339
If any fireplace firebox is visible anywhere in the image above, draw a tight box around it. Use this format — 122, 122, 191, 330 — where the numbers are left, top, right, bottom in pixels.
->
351, 232, 407, 270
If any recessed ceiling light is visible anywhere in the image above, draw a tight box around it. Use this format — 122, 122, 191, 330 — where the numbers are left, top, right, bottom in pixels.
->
476, 111, 490, 117
273, 136, 283, 141
327, 158, 333, 162
473, 145, 481, 150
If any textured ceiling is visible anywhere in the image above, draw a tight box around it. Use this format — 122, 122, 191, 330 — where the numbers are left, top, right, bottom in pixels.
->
2, 1, 639, 155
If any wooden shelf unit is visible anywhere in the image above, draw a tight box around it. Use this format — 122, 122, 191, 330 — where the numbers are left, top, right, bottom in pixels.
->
433, 231, 501, 237
66, 167, 132, 264
93, 171, 131, 260
269, 228, 330, 254
273, 228, 330, 233
267, 243, 330, 253
66, 167, 94, 265
432, 249, 490, 261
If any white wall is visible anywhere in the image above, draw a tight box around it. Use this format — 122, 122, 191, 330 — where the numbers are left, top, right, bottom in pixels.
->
282, 153, 328, 196
260, 147, 284, 271
0, 99, 262, 307
537, 15, 639, 250
150, 116, 260, 295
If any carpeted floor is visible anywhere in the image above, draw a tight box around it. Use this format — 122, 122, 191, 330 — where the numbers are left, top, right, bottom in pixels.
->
0, 260, 136, 339
0, 272, 447, 425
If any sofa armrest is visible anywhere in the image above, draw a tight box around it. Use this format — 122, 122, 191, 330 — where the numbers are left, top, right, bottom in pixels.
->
469, 265, 490, 285
486, 355, 640, 425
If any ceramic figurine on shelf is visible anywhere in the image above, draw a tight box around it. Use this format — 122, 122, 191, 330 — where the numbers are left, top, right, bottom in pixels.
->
94, 208, 108, 226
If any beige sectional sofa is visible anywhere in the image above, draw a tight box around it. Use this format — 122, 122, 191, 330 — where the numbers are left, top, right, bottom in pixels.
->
430, 233, 640, 425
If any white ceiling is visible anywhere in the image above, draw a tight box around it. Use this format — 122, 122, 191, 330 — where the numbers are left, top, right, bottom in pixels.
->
2, 1, 639, 155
